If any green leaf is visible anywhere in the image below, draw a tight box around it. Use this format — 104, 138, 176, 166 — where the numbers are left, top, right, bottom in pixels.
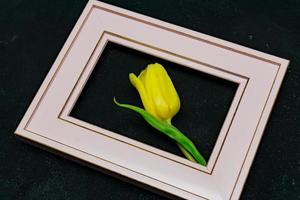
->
114, 98, 207, 166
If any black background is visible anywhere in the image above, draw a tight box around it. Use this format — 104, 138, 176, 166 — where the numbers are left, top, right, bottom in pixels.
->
71, 42, 237, 161
0, 0, 299, 199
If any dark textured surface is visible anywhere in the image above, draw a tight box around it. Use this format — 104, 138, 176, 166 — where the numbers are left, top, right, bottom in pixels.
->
0, 0, 299, 199
71, 42, 237, 161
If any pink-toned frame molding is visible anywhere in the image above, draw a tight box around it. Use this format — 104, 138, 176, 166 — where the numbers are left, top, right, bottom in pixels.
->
15, 1, 289, 199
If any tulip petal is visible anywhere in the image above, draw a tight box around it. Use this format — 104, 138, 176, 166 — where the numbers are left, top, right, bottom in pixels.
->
138, 69, 146, 85
159, 66, 181, 117
145, 64, 170, 120
129, 73, 156, 117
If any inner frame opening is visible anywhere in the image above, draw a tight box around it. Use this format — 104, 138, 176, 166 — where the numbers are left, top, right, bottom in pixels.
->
70, 41, 238, 162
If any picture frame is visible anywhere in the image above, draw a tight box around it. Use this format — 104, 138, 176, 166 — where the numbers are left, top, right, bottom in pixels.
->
15, 0, 289, 199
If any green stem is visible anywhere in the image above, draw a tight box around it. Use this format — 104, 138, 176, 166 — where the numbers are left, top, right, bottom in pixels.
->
177, 143, 196, 162
114, 98, 207, 166
167, 120, 196, 163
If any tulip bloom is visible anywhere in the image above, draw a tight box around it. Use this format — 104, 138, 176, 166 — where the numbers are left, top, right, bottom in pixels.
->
114, 63, 207, 166
129, 63, 180, 123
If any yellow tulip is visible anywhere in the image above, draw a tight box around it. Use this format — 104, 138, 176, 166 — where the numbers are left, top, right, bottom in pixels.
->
114, 63, 207, 166
129, 63, 180, 123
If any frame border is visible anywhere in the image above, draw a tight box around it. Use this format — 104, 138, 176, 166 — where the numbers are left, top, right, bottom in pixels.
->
58, 31, 248, 174
15, 1, 289, 199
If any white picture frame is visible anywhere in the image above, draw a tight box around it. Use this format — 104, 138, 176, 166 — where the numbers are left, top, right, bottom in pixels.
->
15, 1, 289, 199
